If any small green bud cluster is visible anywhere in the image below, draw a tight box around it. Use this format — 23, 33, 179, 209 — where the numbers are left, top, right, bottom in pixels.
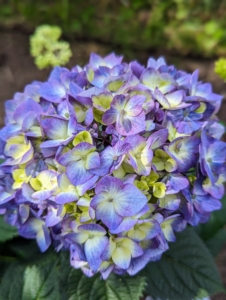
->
30, 25, 72, 69
215, 58, 226, 81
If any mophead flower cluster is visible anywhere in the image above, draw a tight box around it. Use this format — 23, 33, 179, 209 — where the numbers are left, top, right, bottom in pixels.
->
0, 53, 225, 278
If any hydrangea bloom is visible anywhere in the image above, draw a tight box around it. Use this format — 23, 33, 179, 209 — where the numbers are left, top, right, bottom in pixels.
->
0, 53, 225, 278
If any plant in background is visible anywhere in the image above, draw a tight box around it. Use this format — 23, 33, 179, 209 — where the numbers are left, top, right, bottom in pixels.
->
30, 25, 72, 69
0, 53, 226, 300
215, 58, 226, 81
2, 1, 226, 57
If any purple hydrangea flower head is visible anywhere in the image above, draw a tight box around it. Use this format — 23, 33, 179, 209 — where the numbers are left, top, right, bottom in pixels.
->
0, 53, 225, 278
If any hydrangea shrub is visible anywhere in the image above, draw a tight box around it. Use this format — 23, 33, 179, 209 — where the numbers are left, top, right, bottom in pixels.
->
0, 53, 225, 279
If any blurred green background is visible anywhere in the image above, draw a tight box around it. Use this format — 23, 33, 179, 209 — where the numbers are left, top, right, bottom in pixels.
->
1, 0, 226, 58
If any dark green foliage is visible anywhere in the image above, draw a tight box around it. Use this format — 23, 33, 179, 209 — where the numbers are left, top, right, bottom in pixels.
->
196, 196, 226, 256
143, 227, 225, 300
22, 261, 60, 300
58, 252, 146, 300
0, 202, 225, 299
0, 263, 26, 300
66, 270, 146, 300
0, 254, 60, 300
0, 248, 146, 300
0, 226, 224, 299
0, 216, 18, 243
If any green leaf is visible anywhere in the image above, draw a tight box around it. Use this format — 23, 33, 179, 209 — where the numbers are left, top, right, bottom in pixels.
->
0, 263, 26, 299
0, 254, 18, 282
143, 227, 224, 300
66, 269, 146, 300
7, 240, 42, 261
58, 252, 72, 300
22, 262, 60, 300
205, 228, 226, 257
0, 250, 61, 300
58, 251, 146, 300
196, 196, 226, 256
194, 288, 209, 299
0, 216, 18, 242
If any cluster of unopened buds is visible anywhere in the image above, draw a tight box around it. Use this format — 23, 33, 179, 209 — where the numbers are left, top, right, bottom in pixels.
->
30, 25, 72, 69
0, 53, 225, 278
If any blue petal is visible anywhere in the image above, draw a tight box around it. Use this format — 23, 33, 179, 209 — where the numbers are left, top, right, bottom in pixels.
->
113, 183, 148, 217
19, 218, 43, 238
41, 117, 68, 140
36, 225, 51, 252
67, 160, 93, 186
96, 202, 122, 230
84, 236, 108, 271
39, 80, 66, 102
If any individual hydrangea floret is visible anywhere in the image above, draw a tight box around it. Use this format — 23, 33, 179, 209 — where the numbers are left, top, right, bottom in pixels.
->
0, 53, 225, 279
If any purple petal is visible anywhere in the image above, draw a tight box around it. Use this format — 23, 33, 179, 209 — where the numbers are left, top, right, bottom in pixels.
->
165, 136, 200, 173
110, 218, 137, 234
154, 88, 170, 108
77, 175, 99, 195
19, 204, 29, 223
91, 146, 115, 176
67, 160, 93, 186
45, 208, 64, 227
84, 107, 94, 126
0, 190, 14, 205
102, 108, 118, 125
194, 195, 222, 213
166, 90, 184, 107
32, 190, 52, 201
69, 82, 83, 97
130, 61, 145, 78
84, 236, 108, 271
0, 124, 21, 141
128, 239, 144, 257
39, 80, 66, 102
122, 118, 132, 133
55, 191, 79, 204
114, 183, 148, 217
165, 173, 189, 194
48, 66, 68, 81
147, 57, 166, 69
14, 98, 43, 125
147, 129, 168, 149
90, 192, 108, 209
19, 218, 43, 239
89, 53, 104, 69
36, 225, 51, 252
145, 220, 162, 239
85, 152, 100, 170
116, 113, 146, 136
203, 181, 224, 199
41, 117, 68, 140
40, 139, 72, 148
96, 202, 123, 230
95, 176, 123, 194
125, 95, 145, 116
78, 223, 106, 235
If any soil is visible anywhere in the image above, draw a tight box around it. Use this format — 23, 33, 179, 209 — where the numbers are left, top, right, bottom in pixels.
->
0, 29, 226, 300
